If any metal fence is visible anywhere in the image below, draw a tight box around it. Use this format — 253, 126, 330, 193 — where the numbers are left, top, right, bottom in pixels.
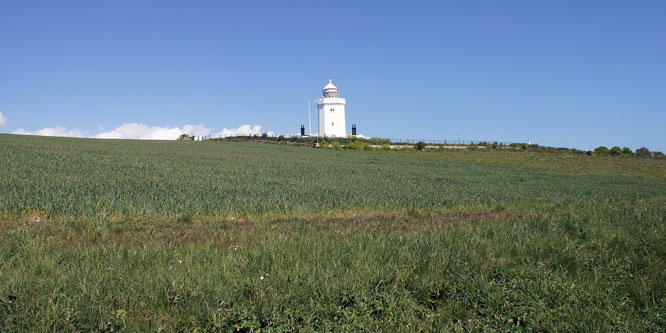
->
196, 133, 278, 141
197, 134, 521, 146
388, 138, 518, 146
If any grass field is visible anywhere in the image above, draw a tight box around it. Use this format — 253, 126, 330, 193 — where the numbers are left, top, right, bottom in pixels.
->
1, 133, 665, 331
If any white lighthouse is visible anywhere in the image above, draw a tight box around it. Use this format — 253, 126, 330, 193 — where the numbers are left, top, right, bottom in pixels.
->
317, 79, 346, 137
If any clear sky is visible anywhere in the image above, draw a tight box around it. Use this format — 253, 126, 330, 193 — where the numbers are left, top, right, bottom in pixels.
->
1, 1, 665, 151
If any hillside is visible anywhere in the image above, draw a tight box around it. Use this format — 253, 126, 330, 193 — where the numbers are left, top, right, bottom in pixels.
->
1, 133, 665, 331
2, 133, 665, 219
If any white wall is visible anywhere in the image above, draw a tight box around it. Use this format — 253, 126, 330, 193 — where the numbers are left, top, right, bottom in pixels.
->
317, 97, 346, 137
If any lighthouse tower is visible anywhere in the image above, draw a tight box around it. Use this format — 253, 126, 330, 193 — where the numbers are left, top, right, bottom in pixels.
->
317, 79, 346, 137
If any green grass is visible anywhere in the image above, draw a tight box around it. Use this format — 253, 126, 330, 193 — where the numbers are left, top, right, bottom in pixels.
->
1, 133, 665, 331
2, 134, 665, 219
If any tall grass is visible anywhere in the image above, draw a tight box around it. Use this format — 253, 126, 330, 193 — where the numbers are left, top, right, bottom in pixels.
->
1, 134, 665, 330
2, 134, 665, 219
1, 201, 664, 330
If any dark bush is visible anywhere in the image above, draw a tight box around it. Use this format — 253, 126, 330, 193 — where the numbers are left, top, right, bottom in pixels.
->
415, 141, 426, 151
653, 151, 665, 159
594, 146, 610, 156
610, 146, 622, 156
622, 147, 633, 155
635, 147, 651, 158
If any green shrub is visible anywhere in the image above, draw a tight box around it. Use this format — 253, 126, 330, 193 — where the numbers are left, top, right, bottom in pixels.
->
622, 147, 633, 155
610, 146, 622, 156
635, 147, 651, 158
492, 142, 498, 149
331, 142, 343, 150
653, 151, 665, 159
414, 141, 426, 151
346, 141, 370, 151
594, 146, 610, 156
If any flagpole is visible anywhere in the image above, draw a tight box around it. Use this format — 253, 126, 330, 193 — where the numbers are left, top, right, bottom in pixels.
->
308, 100, 312, 136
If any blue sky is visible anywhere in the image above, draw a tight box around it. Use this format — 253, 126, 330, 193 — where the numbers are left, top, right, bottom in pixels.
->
1, 1, 665, 151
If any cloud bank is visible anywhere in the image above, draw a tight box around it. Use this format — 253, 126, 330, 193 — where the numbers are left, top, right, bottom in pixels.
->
13, 126, 85, 138
217, 124, 266, 137
94, 123, 212, 140
0, 112, 7, 127
12, 123, 269, 140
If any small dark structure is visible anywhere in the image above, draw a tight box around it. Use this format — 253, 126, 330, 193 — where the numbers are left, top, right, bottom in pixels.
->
300, 125, 305, 136
351, 124, 357, 136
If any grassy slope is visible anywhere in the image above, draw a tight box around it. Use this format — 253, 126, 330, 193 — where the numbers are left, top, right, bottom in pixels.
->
1, 134, 665, 331
423, 148, 666, 180
1, 134, 665, 219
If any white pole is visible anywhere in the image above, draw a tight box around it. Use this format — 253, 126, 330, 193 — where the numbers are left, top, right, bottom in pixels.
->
308, 100, 312, 136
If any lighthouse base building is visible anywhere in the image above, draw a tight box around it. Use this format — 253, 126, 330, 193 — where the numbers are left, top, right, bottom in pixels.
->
317, 79, 347, 137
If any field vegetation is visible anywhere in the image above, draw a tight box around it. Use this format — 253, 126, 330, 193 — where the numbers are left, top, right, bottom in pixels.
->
1, 133, 665, 331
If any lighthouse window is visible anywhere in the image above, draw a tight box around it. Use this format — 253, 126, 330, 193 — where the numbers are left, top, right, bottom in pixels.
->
330, 108, 335, 112
331, 122, 334, 127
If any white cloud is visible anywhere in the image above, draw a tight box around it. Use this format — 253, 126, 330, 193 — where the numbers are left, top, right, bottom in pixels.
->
95, 123, 269, 140
10, 122, 271, 140
0, 112, 7, 127
94, 123, 207, 140
94, 123, 213, 140
182, 124, 212, 137
216, 124, 265, 137
13, 126, 84, 137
